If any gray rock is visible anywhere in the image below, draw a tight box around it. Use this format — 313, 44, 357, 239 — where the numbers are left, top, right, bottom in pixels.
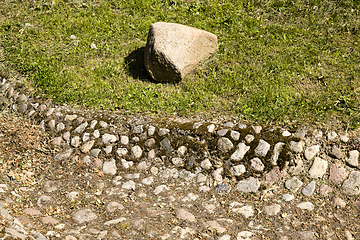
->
186, 156, 195, 168
73, 209, 97, 224
103, 159, 117, 175
102, 133, 117, 144
132, 145, 143, 158
179, 169, 195, 181
71, 136, 81, 148
231, 143, 250, 161
74, 122, 88, 134
301, 181, 316, 196
230, 165, 246, 176
224, 121, 234, 128
304, 145, 320, 160
236, 177, 260, 193
255, 139, 270, 157
346, 150, 359, 167
121, 159, 133, 169
212, 167, 223, 182
271, 142, 284, 165
48, 119, 56, 128
309, 157, 328, 178
44, 181, 60, 193
144, 22, 218, 82
285, 177, 303, 192
290, 141, 304, 153
82, 155, 91, 164
342, 171, 360, 195
160, 138, 173, 152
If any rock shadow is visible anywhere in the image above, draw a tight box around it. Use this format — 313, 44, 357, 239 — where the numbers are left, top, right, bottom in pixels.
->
124, 47, 154, 83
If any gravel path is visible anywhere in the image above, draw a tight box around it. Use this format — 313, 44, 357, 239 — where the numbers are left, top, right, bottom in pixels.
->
0, 76, 359, 240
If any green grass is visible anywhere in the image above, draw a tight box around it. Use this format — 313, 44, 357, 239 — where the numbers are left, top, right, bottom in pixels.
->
0, 0, 360, 128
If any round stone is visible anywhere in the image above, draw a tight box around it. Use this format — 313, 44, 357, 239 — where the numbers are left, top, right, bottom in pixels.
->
73, 209, 97, 224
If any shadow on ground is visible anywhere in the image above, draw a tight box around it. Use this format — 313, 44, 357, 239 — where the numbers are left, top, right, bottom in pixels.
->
124, 47, 155, 83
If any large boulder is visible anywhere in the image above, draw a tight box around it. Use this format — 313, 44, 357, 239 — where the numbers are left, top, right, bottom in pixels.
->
144, 22, 218, 83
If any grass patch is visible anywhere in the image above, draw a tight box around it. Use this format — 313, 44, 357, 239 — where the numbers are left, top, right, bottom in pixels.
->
0, 0, 359, 127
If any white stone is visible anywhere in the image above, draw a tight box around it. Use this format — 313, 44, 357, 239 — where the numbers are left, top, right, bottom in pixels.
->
309, 157, 328, 178
103, 159, 117, 175
231, 143, 250, 161
304, 145, 320, 160
297, 202, 314, 211
201, 159, 212, 170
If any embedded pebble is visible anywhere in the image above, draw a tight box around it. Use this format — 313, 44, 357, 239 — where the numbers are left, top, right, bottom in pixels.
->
231, 143, 250, 161
122, 180, 136, 190
73, 209, 97, 224
103, 145, 112, 154
264, 204, 281, 216
103, 159, 117, 175
207, 124, 215, 133
230, 130, 240, 140
236, 177, 260, 193
304, 145, 320, 160
132, 146, 143, 158
102, 133, 117, 144
176, 209, 196, 222
289, 141, 304, 153
342, 171, 360, 195
230, 165, 246, 176
271, 142, 284, 165
217, 137, 233, 152
200, 159, 212, 170
285, 177, 303, 192
309, 157, 328, 178
346, 150, 359, 167
301, 181, 316, 196
244, 134, 254, 143
327, 131, 337, 140
250, 158, 265, 171
282, 194, 295, 202
297, 202, 314, 211
217, 129, 228, 136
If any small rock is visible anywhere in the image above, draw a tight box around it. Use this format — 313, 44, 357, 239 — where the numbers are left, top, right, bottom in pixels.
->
282, 130, 291, 137
103, 159, 117, 175
294, 129, 306, 139
304, 145, 320, 160
99, 120, 108, 128
282, 194, 294, 202
285, 177, 303, 192
106, 202, 124, 213
327, 131, 337, 140
217, 137, 233, 152
237, 231, 254, 240
52, 137, 63, 146
217, 129, 228, 136
138, 161, 150, 171
236, 177, 260, 193
207, 124, 216, 133
154, 185, 168, 195
250, 158, 265, 171
102, 133, 117, 144
309, 157, 328, 178
145, 138, 155, 147
133, 125, 143, 133
65, 114, 77, 121
346, 150, 359, 167
82, 132, 90, 142
230, 165, 246, 177
203, 221, 226, 234
297, 202, 314, 211
271, 142, 284, 165
158, 128, 170, 136
104, 145, 113, 155
264, 204, 281, 216
252, 125, 262, 134
333, 197, 346, 208
301, 181, 316, 196
44, 181, 60, 193
122, 180, 136, 190
148, 149, 156, 159
148, 125, 155, 136
121, 159, 133, 169
90, 149, 101, 158
74, 122, 88, 134
230, 130, 240, 141
255, 140, 270, 157
313, 129, 323, 138
289, 141, 304, 153
329, 163, 348, 184
160, 138, 173, 152
176, 208, 196, 222
41, 216, 60, 225
117, 148, 128, 157
201, 159, 212, 170
231, 143, 250, 161
177, 146, 187, 156
73, 209, 97, 224
142, 177, 154, 185
71, 136, 81, 148
265, 166, 285, 182
342, 171, 360, 195
132, 145, 143, 158
93, 129, 100, 138
215, 183, 231, 194
224, 122, 234, 128
319, 184, 333, 196
120, 136, 129, 145
187, 156, 196, 168
244, 134, 254, 143
330, 145, 344, 159
238, 123, 247, 129
81, 140, 94, 153
340, 134, 349, 142
212, 168, 223, 182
